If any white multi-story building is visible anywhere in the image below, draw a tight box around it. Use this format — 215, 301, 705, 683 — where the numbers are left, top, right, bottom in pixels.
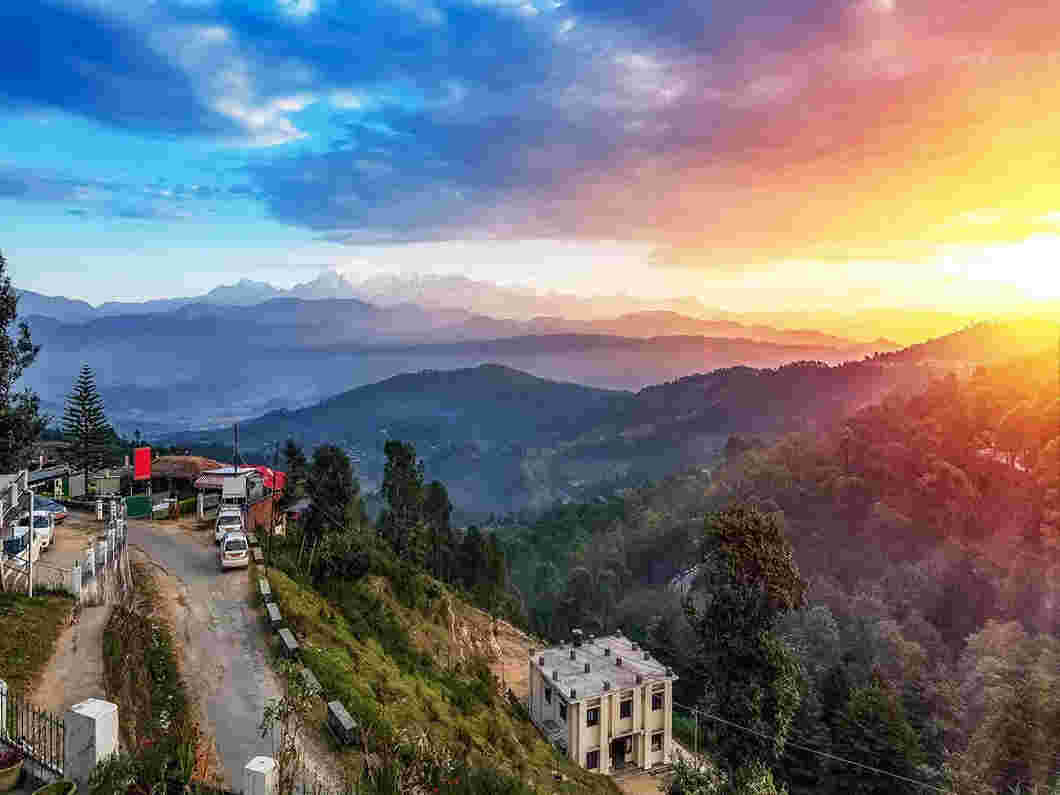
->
527, 631, 675, 774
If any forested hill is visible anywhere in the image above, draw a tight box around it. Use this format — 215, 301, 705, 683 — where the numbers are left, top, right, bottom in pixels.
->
190, 363, 633, 450
171, 355, 944, 515
875, 318, 1056, 364
493, 347, 1059, 795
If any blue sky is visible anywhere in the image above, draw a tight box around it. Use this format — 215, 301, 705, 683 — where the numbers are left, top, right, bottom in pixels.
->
3, 0, 1060, 309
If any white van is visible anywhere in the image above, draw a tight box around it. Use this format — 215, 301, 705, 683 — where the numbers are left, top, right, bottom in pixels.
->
214, 508, 244, 543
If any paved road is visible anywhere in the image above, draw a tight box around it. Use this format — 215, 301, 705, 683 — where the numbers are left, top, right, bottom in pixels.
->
126, 518, 279, 790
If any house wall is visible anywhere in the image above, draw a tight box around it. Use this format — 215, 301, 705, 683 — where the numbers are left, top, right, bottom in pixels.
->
528, 660, 674, 774
565, 680, 673, 773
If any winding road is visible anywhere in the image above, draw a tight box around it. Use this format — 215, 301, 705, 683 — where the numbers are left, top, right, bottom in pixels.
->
126, 518, 280, 790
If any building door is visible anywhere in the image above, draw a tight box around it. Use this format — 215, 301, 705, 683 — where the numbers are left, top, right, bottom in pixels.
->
610, 737, 631, 770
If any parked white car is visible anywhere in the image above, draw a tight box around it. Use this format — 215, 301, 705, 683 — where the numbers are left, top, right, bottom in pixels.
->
6, 525, 42, 569
214, 509, 244, 543
218, 532, 250, 570
14, 511, 54, 552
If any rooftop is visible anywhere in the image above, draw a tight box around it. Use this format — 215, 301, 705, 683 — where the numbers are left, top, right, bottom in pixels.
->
529, 632, 674, 703
27, 465, 71, 483
202, 466, 260, 476
151, 456, 226, 478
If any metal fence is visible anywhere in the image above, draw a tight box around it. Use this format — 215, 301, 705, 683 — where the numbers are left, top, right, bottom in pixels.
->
0, 687, 65, 775
32, 560, 75, 596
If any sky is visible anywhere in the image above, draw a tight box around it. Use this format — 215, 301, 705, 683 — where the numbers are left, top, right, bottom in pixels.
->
3, 0, 1060, 311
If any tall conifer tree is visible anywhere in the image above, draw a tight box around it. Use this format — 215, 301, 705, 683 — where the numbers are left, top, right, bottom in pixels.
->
62, 364, 111, 479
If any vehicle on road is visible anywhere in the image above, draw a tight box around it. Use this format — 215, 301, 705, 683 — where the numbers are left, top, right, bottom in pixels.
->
32, 497, 68, 523
215, 508, 244, 543
14, 511, 54, 552
218, 532, 250, 570
4, 524, 43, 569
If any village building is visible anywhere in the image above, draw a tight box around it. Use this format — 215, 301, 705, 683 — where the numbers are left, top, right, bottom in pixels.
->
194, 464, 286, 530
149, 456, 227, 501
528, 631, 675, 775
27, 464, 73, 498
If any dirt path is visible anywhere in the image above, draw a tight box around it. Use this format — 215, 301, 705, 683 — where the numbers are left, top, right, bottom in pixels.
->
30, 603, 111, 715
29, 516, 110, 714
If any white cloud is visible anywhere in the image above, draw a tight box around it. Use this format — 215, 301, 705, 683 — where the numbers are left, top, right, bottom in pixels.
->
213, 93, 316, 145
277, 0, 318, 18
331, 91, 364, 110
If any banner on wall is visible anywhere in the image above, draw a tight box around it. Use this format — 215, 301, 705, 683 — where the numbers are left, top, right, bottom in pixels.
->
134, 447, 152, 481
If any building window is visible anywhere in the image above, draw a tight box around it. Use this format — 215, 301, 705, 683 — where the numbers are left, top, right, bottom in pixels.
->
652, 692, 664, 711
652, 732, 663, 752
587, 750, 599, 770
545, 687, 552, 704
587, 707, 600, 726
559, 702, 567, 721
620, 699, 632, 718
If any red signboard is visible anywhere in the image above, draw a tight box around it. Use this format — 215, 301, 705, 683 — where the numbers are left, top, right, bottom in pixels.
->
134, 447, 152, 480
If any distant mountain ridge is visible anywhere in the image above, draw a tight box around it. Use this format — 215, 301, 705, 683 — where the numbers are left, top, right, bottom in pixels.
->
15, 270, 705, 322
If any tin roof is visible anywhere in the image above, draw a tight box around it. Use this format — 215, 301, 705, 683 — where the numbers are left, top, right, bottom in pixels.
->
27, 465, 70, 483
529, 633, 674, 703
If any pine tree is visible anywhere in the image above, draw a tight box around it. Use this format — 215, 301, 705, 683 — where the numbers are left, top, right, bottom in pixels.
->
62, 364, 111, 479
424, 480, 453, 579
283, 439, 309, 505
379, 439, 424, 559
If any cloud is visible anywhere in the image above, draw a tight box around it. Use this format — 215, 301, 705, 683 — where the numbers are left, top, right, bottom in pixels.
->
0, 164, 250, 221
9, 0, 1060, 264
277, 0, 318, 19
0, 2, 240, 136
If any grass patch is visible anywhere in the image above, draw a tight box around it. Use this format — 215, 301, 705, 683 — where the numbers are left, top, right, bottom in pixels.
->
101, 561, 201, 787
265, 568, 621, 795
0, 590, 73, 696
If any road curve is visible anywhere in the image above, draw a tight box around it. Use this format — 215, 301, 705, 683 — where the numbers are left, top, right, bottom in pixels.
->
126, 518, 280, 790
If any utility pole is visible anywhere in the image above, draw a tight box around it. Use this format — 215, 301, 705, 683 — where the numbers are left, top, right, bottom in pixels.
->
268, 440, 279, 573
28, 487, 34, 597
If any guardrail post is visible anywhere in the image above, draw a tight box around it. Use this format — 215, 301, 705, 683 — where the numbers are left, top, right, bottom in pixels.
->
64, 699, 118, 789
0, 679, 7, 738
244, 756, 277, 795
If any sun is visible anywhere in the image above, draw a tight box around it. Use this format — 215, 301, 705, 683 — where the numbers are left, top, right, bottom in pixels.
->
943, 236, 1060, 300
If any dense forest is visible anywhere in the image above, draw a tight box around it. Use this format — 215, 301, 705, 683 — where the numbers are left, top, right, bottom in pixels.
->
489, 348, 1059, 794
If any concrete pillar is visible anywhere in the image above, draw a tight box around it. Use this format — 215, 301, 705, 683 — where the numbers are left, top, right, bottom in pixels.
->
665, 682, 674, 763
600, 693, 611, 774
0, 679, 7, 738
70, 563, 81, 601
244, 756, 277, 795
64, 699, 118, 788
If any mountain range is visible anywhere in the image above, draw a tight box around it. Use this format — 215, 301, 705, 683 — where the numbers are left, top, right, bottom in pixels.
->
15, 270, 712, 324
17, 269, 1008, 344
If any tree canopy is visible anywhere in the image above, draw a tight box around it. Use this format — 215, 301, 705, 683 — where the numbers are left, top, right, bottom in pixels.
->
0, 251, 44, 470
62, 364, 112, 478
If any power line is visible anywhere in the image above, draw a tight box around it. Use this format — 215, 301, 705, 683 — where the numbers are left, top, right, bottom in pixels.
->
672, 700, 951, 794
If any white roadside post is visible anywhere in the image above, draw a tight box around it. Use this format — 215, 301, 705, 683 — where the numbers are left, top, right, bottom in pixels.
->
0, 679, 7, 736
64, 699, 119, 789
244, 756, 277, 795
28, 488, 34, 597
